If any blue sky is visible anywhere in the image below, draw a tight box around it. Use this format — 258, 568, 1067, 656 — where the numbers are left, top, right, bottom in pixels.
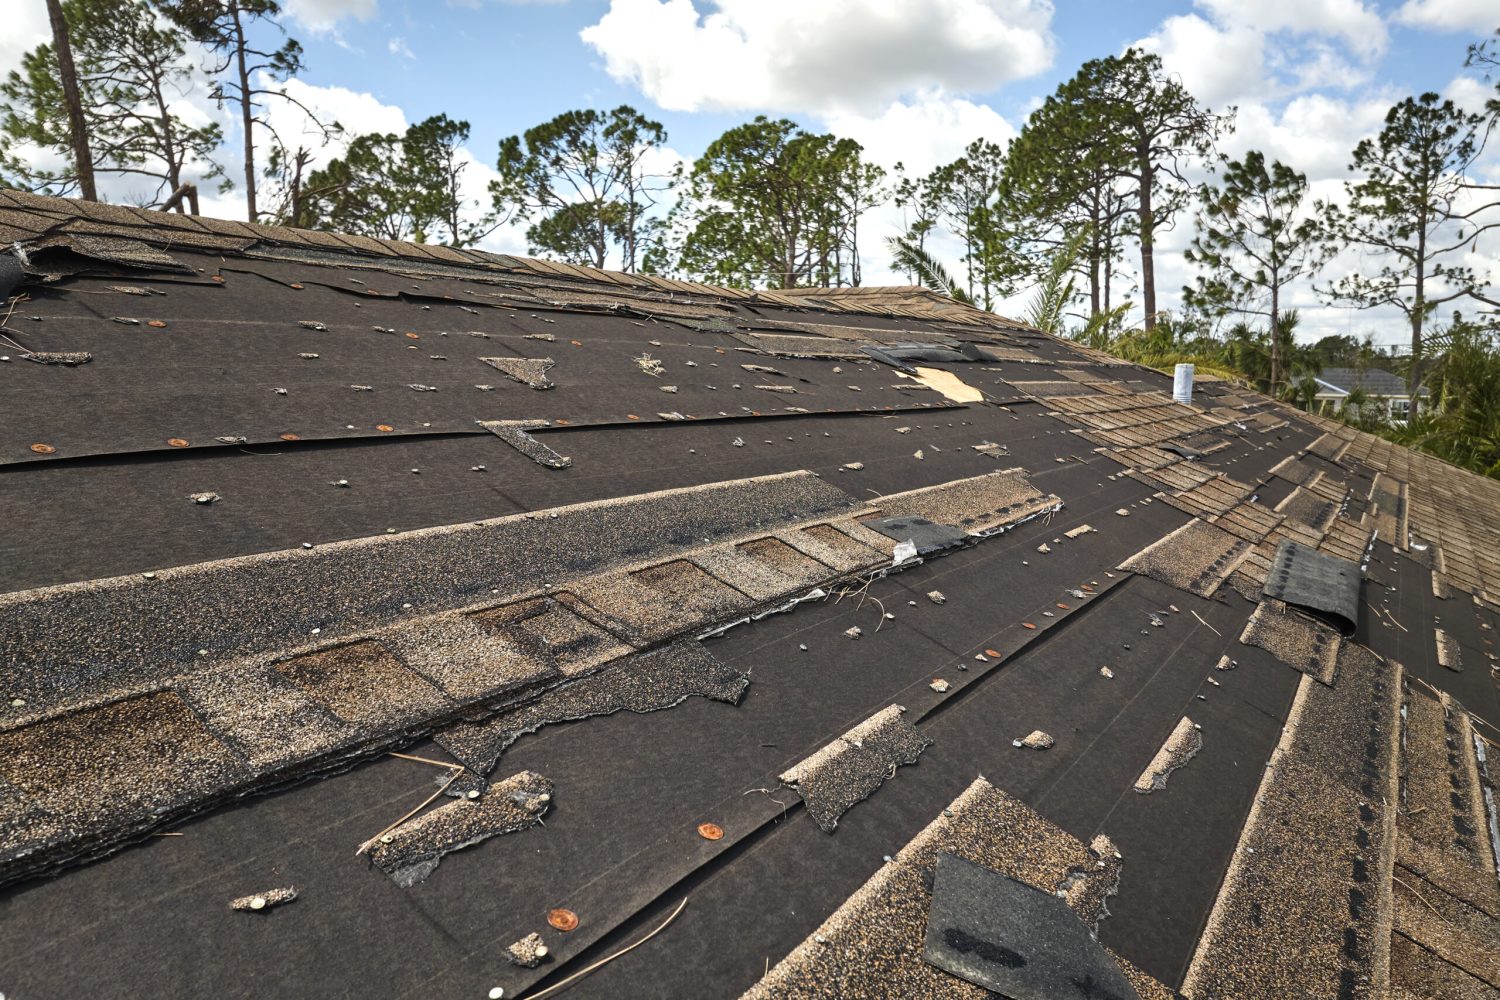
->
5, 0, 1498, 344
278, 1, 1484, 163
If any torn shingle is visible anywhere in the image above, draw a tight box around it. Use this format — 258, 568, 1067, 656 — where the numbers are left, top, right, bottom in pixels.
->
1240, 600, 1342, 686
779, 705, 931, 833
481, 356, 556, 390
480, 419, 572, 469
434, 641, 747, 775
1132, 717, 1201, 793
1261, 540, 1361, 635
360, 770, 552, 887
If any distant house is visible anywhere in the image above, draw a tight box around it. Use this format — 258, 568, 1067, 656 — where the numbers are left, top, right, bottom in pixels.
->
1313, 367, 1428, 421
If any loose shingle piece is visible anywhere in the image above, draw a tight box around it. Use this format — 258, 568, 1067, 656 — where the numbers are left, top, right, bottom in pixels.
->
360, 770, 553, 887
1133, 716, 1201, 793
779, 705, 931, 833
435, 641, 747, 775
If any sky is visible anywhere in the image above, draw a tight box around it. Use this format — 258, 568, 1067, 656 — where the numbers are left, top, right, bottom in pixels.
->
5, 0, 1499, 347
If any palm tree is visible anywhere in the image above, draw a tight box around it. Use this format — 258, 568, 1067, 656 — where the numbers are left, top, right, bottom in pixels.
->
886, 237, 973, 305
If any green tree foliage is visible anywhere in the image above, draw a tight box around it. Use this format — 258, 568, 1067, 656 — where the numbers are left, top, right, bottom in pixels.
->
890, 161, 941, 273
1315, 93, 1499, 400
661, 117, 885, 288
303, 115, 496, 245
1467, 28, 1500, 127
1391, 318, 1500, 476
164, 0, 309, 222
921, 139, 1018, 309
492, 106, 675, 270
1183, 151, 1319, 393
1, 0, 224, 204
1006, 48, 1230, 330
1003, 78, 1133, 322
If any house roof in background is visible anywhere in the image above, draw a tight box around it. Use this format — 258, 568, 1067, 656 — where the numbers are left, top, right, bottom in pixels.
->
1, 193, 1497, 1000
1316, 366, 1428, 397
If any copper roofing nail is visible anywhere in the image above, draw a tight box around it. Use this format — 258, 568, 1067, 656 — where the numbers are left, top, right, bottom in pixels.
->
167, 438, 190, 448
147, 319, 167, 328
547, 908, 579, 932
29, 443, 56, 454
697, 822, 724, 841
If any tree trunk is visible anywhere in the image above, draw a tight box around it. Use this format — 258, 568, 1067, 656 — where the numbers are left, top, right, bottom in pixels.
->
1137, 157, 1157, 330
231, 5, 256, 222
46, 0, 95, 201
1269, 282, 1281, 395
1411, 228, 1425, 410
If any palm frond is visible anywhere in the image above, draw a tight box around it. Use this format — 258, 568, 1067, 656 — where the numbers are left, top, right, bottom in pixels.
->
1024, 229, 1085, 335
886, 236, 973, 305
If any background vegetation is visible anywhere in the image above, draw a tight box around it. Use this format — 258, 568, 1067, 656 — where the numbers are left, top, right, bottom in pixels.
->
5, 2, 1500, 477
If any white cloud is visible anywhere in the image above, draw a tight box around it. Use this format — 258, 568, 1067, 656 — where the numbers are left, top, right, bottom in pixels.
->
261, 75, 409, 158
822, 93, 1016, 176
1197, 0, 1387, 58
0, 2, 49, 82
282, 0, 378, 34
1221, 94, 1392, 180
1394, 0, 1500, 33
580, 0, 1056, 115
1135, 14, 1266, 106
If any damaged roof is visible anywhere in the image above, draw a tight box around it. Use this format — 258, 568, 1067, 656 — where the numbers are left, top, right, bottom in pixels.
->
1, 190, 1498, 1000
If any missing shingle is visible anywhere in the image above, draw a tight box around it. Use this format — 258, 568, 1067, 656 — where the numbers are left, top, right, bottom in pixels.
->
872, 468, 1061, 536
482, 356, 556, 389
359, 769, 552, 887
780, 705, 931, 833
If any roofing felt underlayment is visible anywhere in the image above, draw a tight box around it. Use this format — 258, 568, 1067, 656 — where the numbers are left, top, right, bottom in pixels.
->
1, 191, 1498, 1000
